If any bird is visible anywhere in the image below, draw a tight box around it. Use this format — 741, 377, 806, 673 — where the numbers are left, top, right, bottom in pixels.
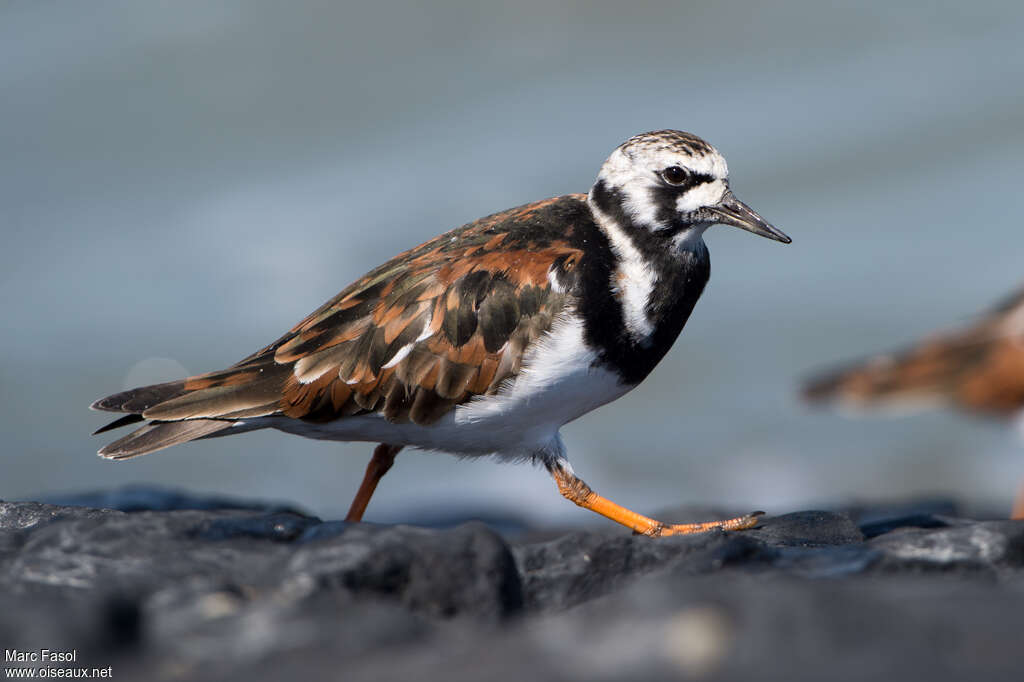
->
802, 283, 1024, 518
92, 130, 791, 536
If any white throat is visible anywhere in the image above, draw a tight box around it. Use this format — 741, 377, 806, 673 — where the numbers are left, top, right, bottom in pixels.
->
589, 200, 657, 341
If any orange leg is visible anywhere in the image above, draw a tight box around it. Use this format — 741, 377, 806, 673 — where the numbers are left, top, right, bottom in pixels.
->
550, 463, 762, 536
345, 443, 403, 522
1012, 481, 1024, 520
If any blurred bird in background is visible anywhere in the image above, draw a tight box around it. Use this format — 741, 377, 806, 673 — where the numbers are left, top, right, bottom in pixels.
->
802, 284, 1024, 519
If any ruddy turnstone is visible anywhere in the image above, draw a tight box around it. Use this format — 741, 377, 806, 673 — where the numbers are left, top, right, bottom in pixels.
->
93, 130, 791, 536
802, 284, 1024, 518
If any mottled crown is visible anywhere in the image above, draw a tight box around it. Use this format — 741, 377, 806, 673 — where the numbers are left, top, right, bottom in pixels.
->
617, 130, 716, 159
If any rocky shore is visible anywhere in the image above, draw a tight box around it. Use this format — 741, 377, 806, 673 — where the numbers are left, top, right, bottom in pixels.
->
2, 488, 1023, 681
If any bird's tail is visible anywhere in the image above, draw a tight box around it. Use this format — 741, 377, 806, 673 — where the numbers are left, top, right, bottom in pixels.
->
91, 360, 288, 459
95, 419, 237, 460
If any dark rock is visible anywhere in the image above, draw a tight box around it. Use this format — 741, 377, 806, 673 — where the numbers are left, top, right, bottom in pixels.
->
843, 497, 962, 525
769, 544, 881, 577
1, 493, 1022, 681
190, 511, 322, 542
345, 572, 1024, 682
0, 501, 123, 558
297, 519, 352, 542
514, 511, 865, 611
0, 504, 521, 618
374, 505, 536, 536
133, 588, 432, 682
751, 510, 864, 546
0, 500, 121, 533
0, 591, 143, 656
513, 529, 712, 611
870, 520, 1024, 572
39, 484, 309, 515
858, 512, 955, 538
286, 521, 523, 620
1, 509, 296, 598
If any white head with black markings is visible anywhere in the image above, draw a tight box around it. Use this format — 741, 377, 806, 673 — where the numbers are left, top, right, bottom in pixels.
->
589, 130, 790, 247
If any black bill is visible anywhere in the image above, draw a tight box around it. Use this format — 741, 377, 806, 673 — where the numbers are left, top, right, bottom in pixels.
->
709, 192, 791, 243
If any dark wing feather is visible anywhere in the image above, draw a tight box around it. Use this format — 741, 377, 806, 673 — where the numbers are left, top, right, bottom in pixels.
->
92, 194, 590, 454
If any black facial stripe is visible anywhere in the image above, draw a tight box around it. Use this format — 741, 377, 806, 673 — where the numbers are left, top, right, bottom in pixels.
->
662, 171, 714, 192
649, 173, 715, 228
657, 173, 714, 196
593, 178, 668, 254
686, 172, 715, 190
589, 179, 631, 229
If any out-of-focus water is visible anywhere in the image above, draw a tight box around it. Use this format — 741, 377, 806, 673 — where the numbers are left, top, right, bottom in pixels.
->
3, 1, 1023, 523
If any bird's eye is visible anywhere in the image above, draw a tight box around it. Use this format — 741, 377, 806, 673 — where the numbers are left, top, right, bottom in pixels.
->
662, 166, 689, 185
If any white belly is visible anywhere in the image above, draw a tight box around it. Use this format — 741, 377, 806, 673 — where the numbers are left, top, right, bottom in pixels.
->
260, 315, 632, 460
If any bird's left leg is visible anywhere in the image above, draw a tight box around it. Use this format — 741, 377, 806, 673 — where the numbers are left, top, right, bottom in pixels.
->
548, 461, 762, 536
345, 443, 403, 522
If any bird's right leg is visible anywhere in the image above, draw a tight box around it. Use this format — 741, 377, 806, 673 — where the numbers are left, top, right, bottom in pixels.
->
345, 443, 403, 522
548, 461, 762, 536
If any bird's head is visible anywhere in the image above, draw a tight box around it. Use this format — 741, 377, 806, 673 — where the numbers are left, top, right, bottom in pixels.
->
589, 130, 790, 247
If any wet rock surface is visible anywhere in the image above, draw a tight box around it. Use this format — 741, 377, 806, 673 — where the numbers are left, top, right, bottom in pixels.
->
2, 487, 1023, 681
